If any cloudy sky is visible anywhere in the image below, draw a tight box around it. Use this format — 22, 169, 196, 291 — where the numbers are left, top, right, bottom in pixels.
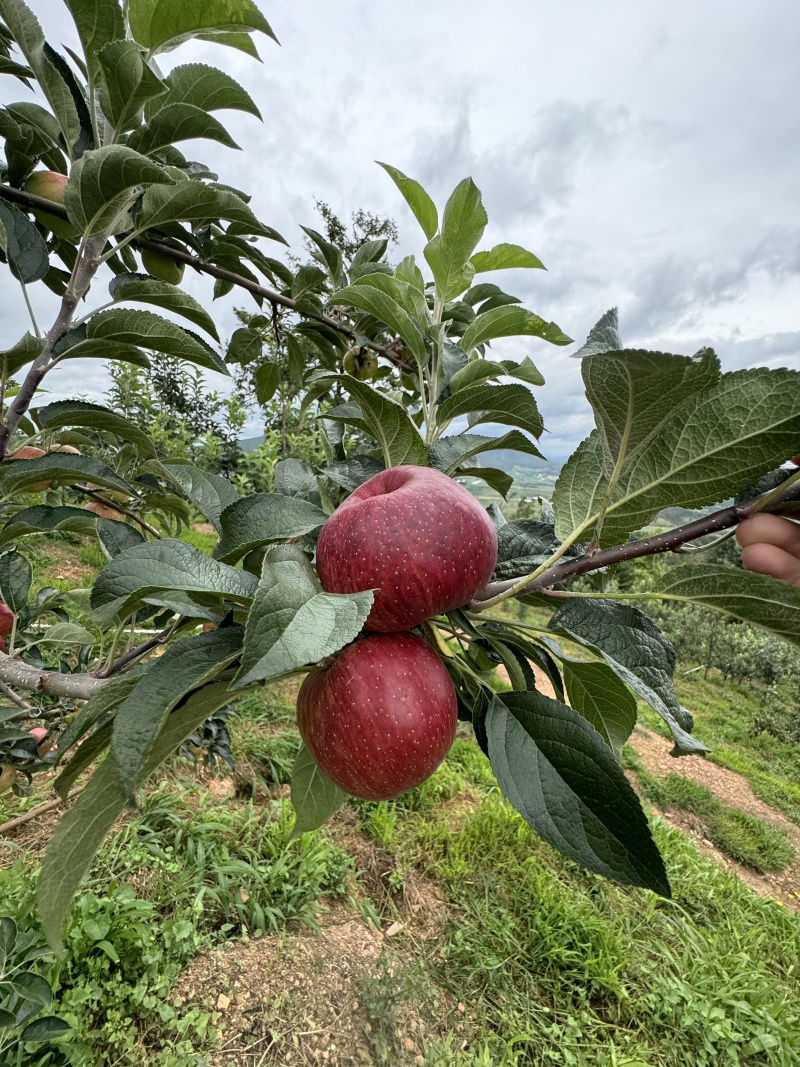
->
2, 0, 799, 462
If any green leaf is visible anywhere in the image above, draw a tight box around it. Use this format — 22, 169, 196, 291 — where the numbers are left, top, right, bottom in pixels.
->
96, 39, 166, 133
39, 679, 234, 951
424, 178, 487, 302
470, 243, 546, 273
0, 453, 136, 497
108, 272, 219, 339
0, 0, 81, 153
377, 162, 437, 240
63, 145, 172, 236
156, 462, 238, 532
429, 430, 544, 474
145, 62, 261, 120
0, 331, 43, 378
562, 660, 637, 760
234, 545, 373, 688
127, 103, 239, 155
494, 520, 585, 581
20, 1015, 72, 1042
54, 336, 151, 369
549, 598, 706, 756
322, 455, 384, 493
487, 691, 669, 895
90, 538, 257, 625
56, 671, 143, 768
226, 326, 261, 365
501, 356, 545, 387
112, 626, 242, 800
336, 375, 428, 467
34, 622, 94, 645
460, 305, 572, 353
554, 368, 800, 546
571, 307, 621, 359
291, 742, 347, 835
0, 53, 32, 79
0, 199, 48, 282
275, 459, 316, 499
458, 466, 512, 498
0, 548, 31, 611
448, 358, 503, 393
651, 563, 800, 649
254, 361, 279, 406
37, 399, 156, 456
81, 309, 227, 375
128, 0, 276, 55
0, 505, 97, 544
439, 382, 544, 439
301, 226, 345, 288
583, 346, 720, 477
214, 494, 327, 565
135, 179, 276, 238
327, 284, 426, 366
62, 0, 124, 80
95, 518, 145, 558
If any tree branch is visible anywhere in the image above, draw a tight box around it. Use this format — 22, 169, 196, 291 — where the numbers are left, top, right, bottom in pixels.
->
470, 477, 800, 609
0, 184, 405, 368
0, 651, 106, 700
74, 485, 162, 538
0, 233, 105, 459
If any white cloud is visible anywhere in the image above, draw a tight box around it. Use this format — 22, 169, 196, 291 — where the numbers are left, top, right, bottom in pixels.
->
1, 0, 798, 462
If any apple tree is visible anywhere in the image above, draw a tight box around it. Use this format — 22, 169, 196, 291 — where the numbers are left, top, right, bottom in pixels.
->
0, 0, 799, 953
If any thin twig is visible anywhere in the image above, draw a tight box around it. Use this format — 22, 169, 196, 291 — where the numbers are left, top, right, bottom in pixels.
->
470, 475, 800, 609
94, 617, 183, 679
0, 787, 82, 836
0, 679, 31, 710
0, 184, 405, 367
19, 280, 41, 337
75, 485, 162, 538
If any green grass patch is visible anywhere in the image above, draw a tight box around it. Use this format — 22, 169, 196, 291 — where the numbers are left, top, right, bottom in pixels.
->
370, 749, 800, 1066
634, 770, 795, 873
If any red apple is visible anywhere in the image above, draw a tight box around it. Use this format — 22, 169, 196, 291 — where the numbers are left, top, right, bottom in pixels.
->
24, 170, 78, 239
83, 500, 125, 520
316, 465, 498, 632
5, 445, 50, 491
0, 603, 12, 637
297, 632, 457, 800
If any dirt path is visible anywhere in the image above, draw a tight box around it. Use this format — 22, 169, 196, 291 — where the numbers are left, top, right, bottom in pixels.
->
500, 663, 800, 909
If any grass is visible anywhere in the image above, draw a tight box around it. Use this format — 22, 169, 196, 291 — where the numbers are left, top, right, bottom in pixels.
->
367, 751, 800, 1066
626, 758, 795, 873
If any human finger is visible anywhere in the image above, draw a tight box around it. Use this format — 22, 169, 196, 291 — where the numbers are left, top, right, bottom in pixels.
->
740, 542, 800, 586
735, 513, 800, 554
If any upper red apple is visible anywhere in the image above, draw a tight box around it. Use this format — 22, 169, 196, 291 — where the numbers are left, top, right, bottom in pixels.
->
0, 602, 12, 637
296, 631, 457, 800
316, 465, 498, 631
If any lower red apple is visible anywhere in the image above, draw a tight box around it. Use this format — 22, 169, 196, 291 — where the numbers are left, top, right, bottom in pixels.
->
316, 465, 498, 631
5, 445, 50, 491
296, 632, 457, 800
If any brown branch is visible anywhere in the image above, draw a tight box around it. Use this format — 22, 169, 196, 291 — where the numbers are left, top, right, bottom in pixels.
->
0, 232, 106, 459
94, 618, 185, 679
75, 484, 162, 538
471, 477, 800, 608
0, 787, 82, 836
0, 184, 404, 367
0, 650, 106, 700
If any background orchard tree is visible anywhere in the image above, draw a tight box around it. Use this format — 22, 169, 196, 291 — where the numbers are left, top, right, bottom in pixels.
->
0, 0, 799, 958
